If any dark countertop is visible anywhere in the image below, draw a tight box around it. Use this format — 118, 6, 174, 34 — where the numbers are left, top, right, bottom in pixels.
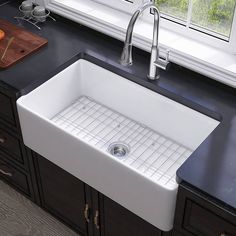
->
1, 1, 236, 213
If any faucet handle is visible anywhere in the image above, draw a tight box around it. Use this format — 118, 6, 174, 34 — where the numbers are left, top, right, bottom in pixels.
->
154, 50, 170, 71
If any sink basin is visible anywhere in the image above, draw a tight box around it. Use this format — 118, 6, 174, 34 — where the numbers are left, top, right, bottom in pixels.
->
17, 57, 219, 231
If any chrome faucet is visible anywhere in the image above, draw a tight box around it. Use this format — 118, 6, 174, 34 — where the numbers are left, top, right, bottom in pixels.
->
120, 1, 170, 80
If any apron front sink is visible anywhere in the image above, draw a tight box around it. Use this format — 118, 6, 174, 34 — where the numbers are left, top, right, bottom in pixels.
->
17, 57, 220, 231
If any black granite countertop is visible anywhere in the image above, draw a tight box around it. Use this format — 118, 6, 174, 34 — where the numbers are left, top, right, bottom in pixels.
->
1, 0, 236, 212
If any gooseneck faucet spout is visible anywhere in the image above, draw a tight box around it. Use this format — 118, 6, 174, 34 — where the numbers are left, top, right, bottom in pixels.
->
120, 2, 169, 80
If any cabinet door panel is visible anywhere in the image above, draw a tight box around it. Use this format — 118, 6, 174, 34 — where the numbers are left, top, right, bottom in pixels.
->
36, 156, 87, 235
100, 196, 163, 236
0, 158, 31, 195
0, 127, 27, 165
0, 92, 15, 125
174, 183, 236, 236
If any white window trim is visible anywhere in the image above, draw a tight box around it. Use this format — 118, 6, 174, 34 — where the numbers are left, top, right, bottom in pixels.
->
38, 0, 236, 88
93, 0, 142, 14
152, 8, 236, 54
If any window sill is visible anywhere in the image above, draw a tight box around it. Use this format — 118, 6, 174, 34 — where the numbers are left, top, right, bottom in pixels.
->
45, 0, 236, 88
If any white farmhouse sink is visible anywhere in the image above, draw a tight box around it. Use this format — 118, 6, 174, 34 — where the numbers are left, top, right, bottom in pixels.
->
17, 59, 219, 231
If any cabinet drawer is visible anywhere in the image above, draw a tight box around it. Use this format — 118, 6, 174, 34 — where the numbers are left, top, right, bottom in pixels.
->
183, 200, 236, 236
0, 92, 15, 125
0, 159, 30, 196
0, 127, 25, 165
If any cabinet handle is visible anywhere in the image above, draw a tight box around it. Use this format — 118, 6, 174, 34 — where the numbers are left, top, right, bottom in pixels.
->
94, 210, 100, 229
0, 137, 5, 144
0, 168, 13, 177
84, 204, 90, 223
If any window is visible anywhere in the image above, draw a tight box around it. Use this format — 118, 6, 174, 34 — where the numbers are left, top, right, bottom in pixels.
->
153, 0, 236, 52
155, 0, 236, 39
155, 0, 189, 21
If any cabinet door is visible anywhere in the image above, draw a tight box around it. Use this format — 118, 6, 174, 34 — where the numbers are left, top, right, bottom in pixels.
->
174, 183, 236, 236
99, 195, 169, 236
36, 155, 87, 235
0, 91, 15, 126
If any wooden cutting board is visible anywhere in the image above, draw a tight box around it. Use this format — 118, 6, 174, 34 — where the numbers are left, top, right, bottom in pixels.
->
0, 19, 48, 68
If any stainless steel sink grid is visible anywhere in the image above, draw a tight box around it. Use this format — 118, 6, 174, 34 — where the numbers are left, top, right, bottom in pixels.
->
51, 96, 193, 189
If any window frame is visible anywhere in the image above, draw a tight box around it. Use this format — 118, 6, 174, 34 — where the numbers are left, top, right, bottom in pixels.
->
142, 0, 236, 53
93, 0, 143, 14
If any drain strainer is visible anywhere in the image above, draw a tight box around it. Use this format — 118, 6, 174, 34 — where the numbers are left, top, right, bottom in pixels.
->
108, 142, 130, 160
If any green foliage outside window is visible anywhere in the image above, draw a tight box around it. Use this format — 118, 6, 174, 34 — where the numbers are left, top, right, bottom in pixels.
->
155, 0, 236, 37
155, 0, 188, 20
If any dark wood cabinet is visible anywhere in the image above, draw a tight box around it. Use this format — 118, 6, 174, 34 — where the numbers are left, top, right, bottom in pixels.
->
0, 85, 21, 133
174, 183, 236, 236
0, 126, 28, 166
171, 231, 182, 236
0, 86, 38, 202
35, 155, 88, 235
0, 91, 15, 126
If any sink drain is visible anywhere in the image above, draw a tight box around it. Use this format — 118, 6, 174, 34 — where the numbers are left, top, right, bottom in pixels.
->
108, 142, 130, 160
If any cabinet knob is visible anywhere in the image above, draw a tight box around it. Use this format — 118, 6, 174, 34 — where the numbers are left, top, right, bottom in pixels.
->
84, 204, 90, 223
0, 137, 5, 144
94, 210, 100, 230
0, 168, 13, 177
